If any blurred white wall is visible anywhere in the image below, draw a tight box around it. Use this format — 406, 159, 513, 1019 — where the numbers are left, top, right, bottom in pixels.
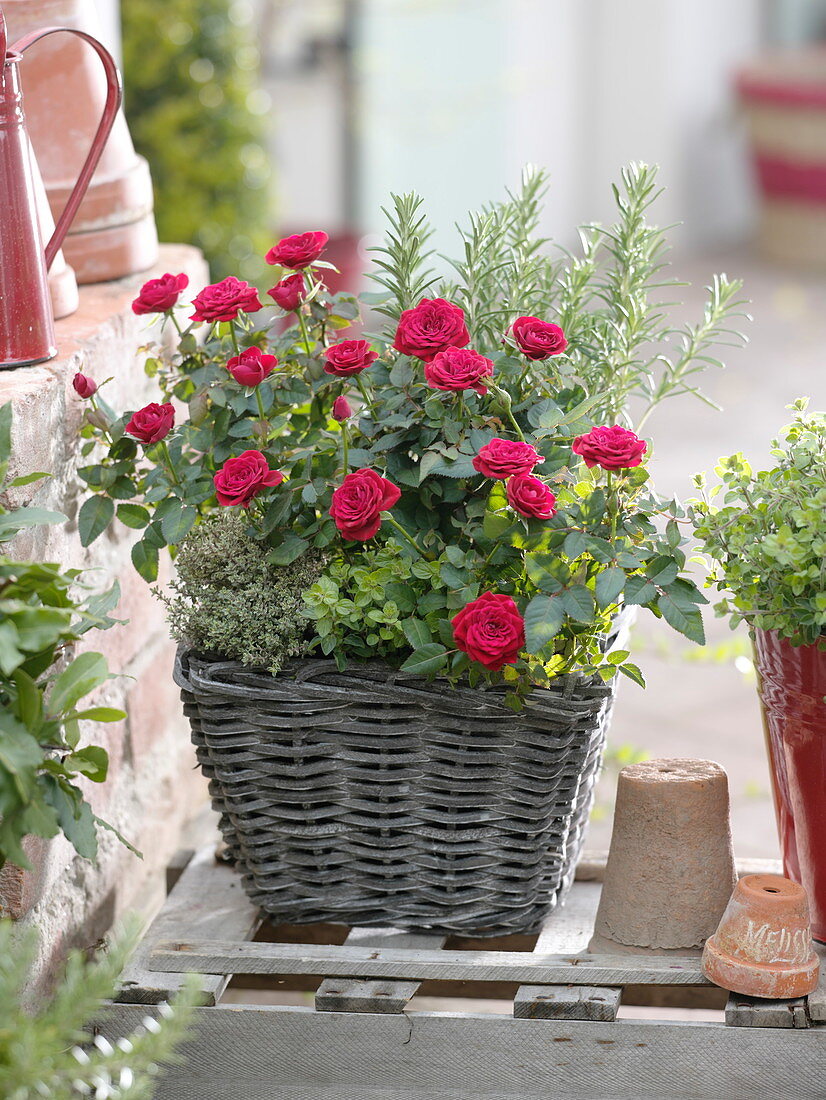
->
356, 0, 763, 254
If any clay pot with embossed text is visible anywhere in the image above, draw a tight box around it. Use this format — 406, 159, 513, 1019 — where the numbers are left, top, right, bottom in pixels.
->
702, 873, 820, 998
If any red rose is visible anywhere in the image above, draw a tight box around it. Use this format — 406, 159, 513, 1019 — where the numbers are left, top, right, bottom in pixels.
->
572, 425, 647, 471
131, 272, 189, 315
507, 473, 557, 520
324, 340, 378, 377
213, 450, 284, 507
472, 438, 542, 479
267, 273, 305, 311
424, 346, 493, 395
511, 316, 567, 360
266, 231, 328, 269
332, 395, 353, 422
190, 277, 263, 323
452, 592, 525, 671
329, 468, 401, 541
393, 298, 470, 362
125, 402, 175, 445
72, 372, 97, 398
226, 346, 277, 387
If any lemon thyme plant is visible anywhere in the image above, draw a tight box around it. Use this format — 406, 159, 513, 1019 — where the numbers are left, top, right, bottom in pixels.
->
692, 399, 826, 646
74, 166, 745, 702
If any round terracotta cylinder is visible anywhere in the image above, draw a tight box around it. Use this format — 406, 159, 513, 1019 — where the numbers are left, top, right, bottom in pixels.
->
590, 759, 737, 954
702, 874, 820, 998
4, 0, 158, 283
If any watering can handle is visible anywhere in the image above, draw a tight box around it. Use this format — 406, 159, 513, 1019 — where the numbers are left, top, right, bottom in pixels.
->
10, 25, 123, 270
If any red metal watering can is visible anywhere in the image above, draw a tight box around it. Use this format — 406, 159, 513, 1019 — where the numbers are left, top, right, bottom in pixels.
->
0, 5, 121, 367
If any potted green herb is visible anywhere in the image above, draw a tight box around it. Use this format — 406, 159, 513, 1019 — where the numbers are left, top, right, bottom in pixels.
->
692, 398, 826, 943
75, 164, 745, 933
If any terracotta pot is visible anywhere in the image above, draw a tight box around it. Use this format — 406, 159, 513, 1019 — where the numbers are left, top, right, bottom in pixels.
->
30, 138, 78, 319
3, 0, 158, 283
702, 873, 820, 998
753, 627, 826, 943
589, 759, 737, 954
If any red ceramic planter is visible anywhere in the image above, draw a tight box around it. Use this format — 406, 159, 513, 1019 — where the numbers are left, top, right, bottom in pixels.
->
753, 628, 826, 942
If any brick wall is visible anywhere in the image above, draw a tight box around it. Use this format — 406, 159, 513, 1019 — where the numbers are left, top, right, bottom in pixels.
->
0, 245, 212, 989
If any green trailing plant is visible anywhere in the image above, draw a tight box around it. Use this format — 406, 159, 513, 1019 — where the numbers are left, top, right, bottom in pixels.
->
121, 0, 271, 281
692, 398, 826, 646
0, 917, 199, 1100
74, 168, 722, 703
0, 403, 133, 870
161, 511, 326, 674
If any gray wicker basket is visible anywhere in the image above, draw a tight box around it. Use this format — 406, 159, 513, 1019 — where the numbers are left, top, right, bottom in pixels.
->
175, 634, 626, 935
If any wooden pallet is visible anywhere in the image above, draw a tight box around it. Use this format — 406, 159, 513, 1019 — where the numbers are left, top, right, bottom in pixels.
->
104, 846, 826, 1100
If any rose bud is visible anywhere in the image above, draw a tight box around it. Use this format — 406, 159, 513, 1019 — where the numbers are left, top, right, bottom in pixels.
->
72, 372, 97, 399
572, 425, 647, 471
132, 272, 189, 315
226, 346, 277, 387
267, 273, 305, 311
332, 396, 353, 422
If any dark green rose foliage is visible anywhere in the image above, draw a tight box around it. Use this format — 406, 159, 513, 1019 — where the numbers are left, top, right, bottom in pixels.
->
692, 399, 826, 646
163, 512, 327, 673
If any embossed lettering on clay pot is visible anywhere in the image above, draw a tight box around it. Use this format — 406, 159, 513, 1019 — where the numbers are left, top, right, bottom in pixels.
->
702, 874, 820, 999
3, 0, 158, 284
589, 759, 737, 955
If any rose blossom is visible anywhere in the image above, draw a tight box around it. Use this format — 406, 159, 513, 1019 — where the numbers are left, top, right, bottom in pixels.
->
72, 372, 97, 398
190, 276, 263, 323
452, 592, 526, 671
125, 402, 175, 445
507, 473, 557, 520
226, 346, 277, 387
213, 450, 284, 507
131, 272, 189, 315
424, 346, 493, 395
267, 273, 305, 311
332, 396, 353, 422
472, 438, 542, 479
393, 298, 470, 362
324, 340, 378, 377
266, 231, 328, 269
329, 468, 401, 541
511, 316, 568, 360
572, 425, 647, 471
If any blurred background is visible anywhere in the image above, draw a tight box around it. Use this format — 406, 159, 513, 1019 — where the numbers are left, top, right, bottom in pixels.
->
99, 0, 826, 856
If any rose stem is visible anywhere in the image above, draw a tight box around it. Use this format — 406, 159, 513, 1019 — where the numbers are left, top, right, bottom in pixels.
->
254, 386, 269, 439
356, 374, 378, 419
160, 441, 183, 488
384, 514, 432, 560
230, 322, 241, 356
341, 420, 350, 473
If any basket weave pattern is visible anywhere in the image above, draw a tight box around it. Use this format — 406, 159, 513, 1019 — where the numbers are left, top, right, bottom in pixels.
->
176, 648, 619, 934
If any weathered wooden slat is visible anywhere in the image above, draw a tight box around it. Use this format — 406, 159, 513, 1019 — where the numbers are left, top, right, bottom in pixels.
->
149, 939, 710, 986
513, 880, 618, 1020
117, 847, 261, 1006
726, 992, 811, 1029
513, 984, 621, 1021
315, 927, 446, 1014
100, 1002, 826, 1100
808, 942, 826, 1023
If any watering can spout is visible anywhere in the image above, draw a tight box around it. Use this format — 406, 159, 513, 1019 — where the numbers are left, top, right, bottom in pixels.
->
0, 3, 121, 368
